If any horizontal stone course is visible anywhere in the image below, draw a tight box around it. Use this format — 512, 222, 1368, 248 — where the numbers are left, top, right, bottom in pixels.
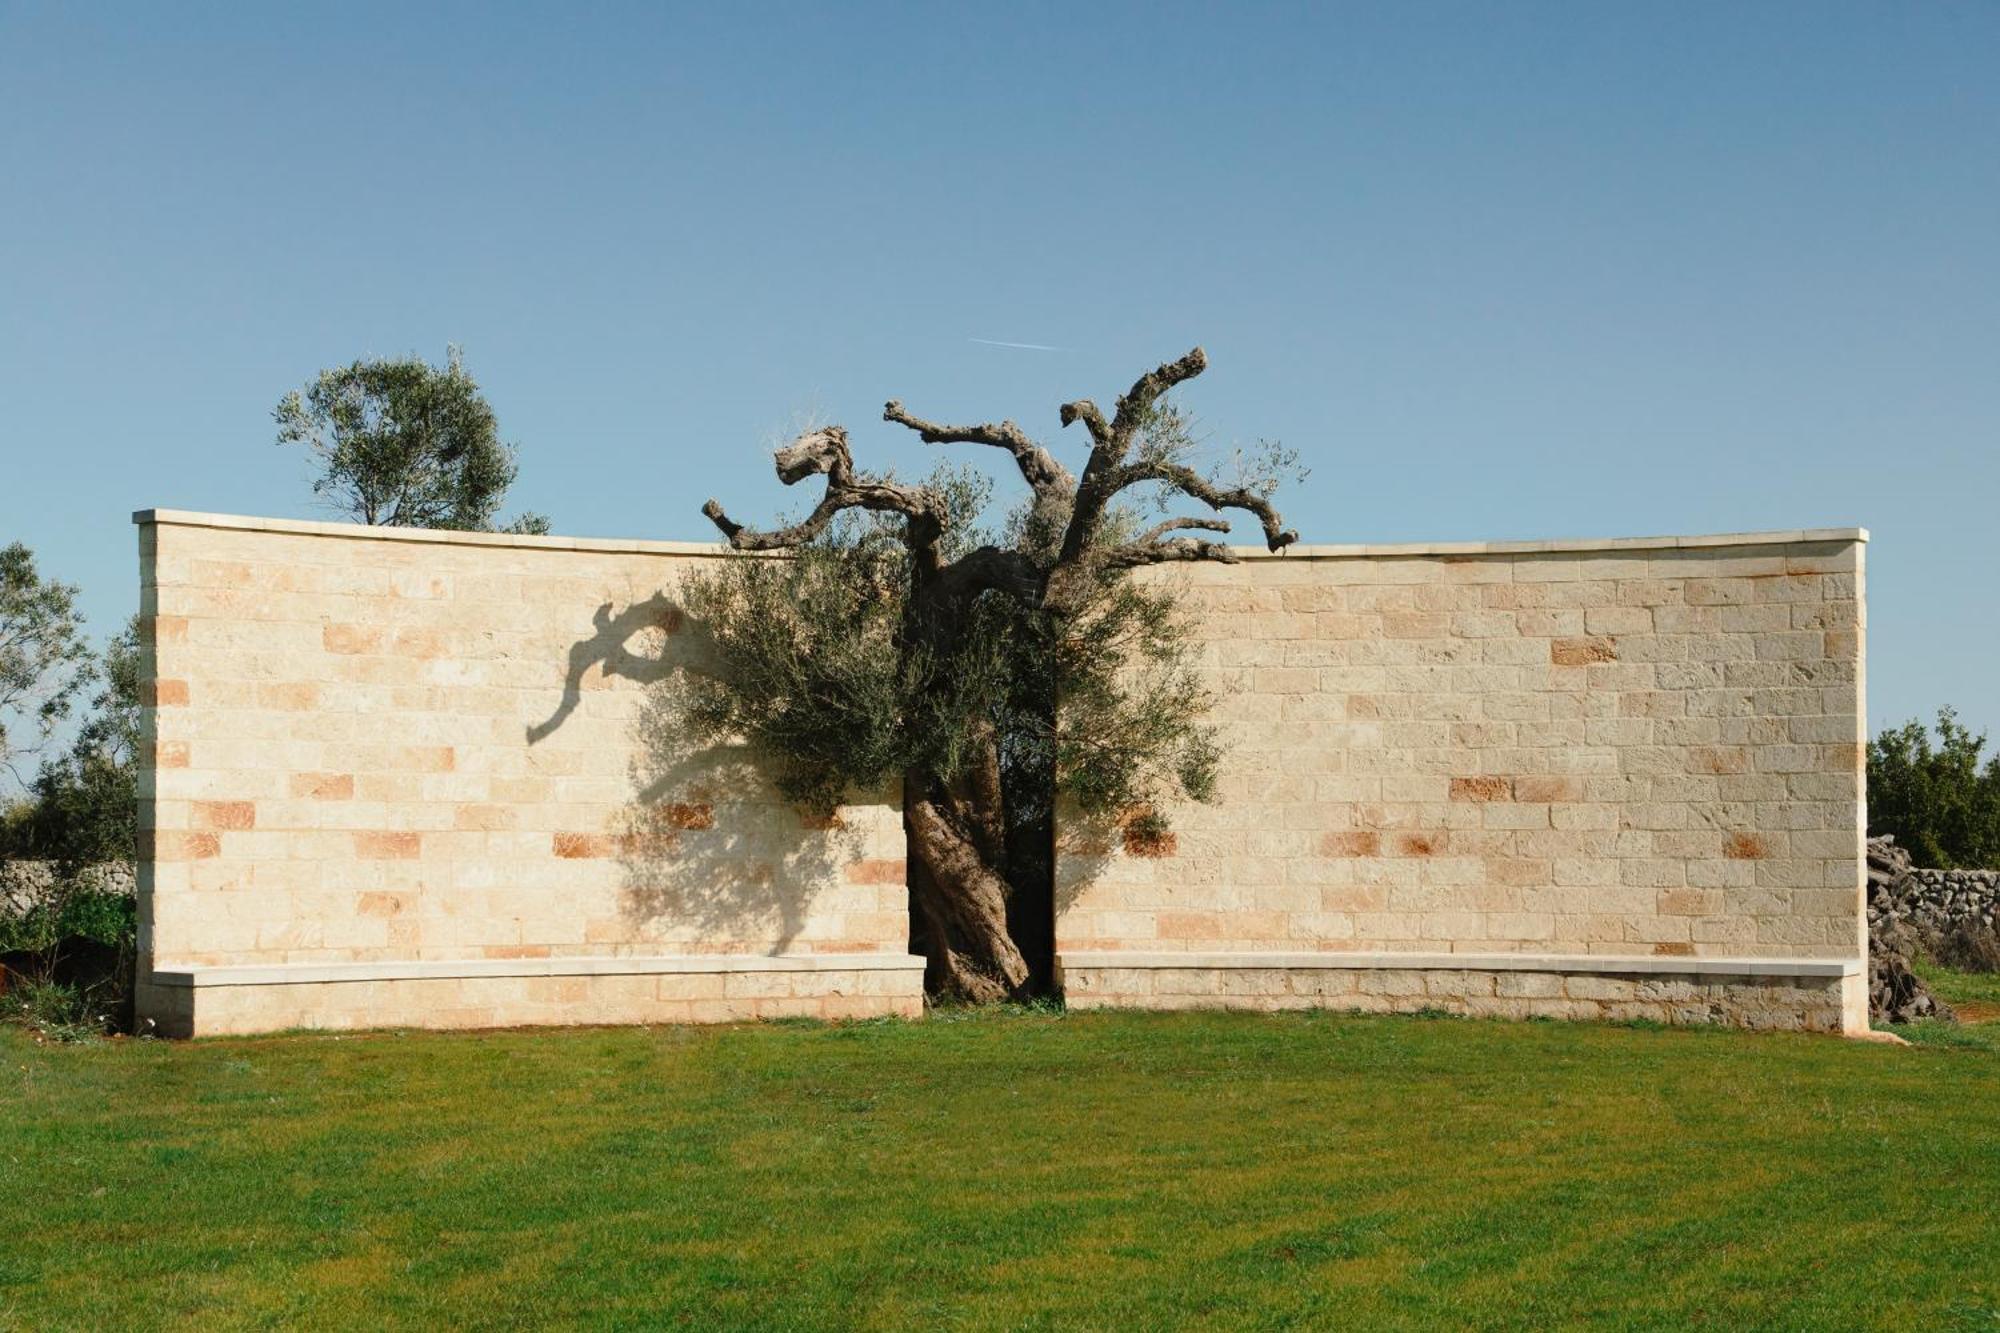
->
136, 967, 923, 1038
1059, 958, 1861, 1033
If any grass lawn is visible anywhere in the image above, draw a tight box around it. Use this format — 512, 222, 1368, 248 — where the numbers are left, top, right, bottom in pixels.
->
4, 1009, 1998, 1331
1916, 957, 2000, 1020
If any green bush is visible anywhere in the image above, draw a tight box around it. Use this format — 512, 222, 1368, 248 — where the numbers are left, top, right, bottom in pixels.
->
1867, 708, 2000, 869
0, 976, 112, 1042
0, 885, 135, 955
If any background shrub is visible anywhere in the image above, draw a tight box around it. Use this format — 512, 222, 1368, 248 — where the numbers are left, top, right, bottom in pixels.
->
1867, 708, 2000, 869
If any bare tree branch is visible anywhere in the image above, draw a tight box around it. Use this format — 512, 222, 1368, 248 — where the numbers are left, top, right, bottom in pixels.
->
882, 401, 1074, 501
1103, 461, 1298, 553
1058, 346, 1234, 567
701, 426, 946, 557
1100, 517, 1239, 570
1101, 538, 1239, 569
1109, 346, 1209, 446
1056, 398, 1111, 449
1059, 346, 1207, 457
1135, 516, 1230, 544
705, 347, 1294, 616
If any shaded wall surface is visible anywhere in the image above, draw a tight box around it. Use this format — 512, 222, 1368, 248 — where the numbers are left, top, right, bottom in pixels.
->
135, 514, 1869, 1036
1054, 531, 1869, 1032
133, 511, 919, 1036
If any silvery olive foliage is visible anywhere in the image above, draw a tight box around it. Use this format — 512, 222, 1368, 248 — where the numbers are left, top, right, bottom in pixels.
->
0, 543, 95, 786
275, 346, 549, 534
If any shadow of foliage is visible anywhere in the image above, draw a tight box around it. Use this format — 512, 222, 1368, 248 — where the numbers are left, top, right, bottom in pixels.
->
621, 691, 862, 953
528, 591, 858, 954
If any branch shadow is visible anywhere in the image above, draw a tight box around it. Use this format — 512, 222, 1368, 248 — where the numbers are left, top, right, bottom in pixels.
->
529, 591, 856, 955
527, 593, 687, 744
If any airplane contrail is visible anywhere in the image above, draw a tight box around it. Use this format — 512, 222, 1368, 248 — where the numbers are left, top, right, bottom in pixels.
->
968, 337, 1068, 352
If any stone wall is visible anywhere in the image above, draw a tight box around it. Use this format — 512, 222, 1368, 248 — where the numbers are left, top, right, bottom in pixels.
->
1061, 956, 1861, 1033
1055, 530, 1869, 1033
133, 511, 922, 1036
134, 514, 1872, 1037
1, 862, 135, 916
1876, 867, 2000, 939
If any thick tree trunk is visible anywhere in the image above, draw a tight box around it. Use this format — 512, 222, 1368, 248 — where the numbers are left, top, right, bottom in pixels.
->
702, 347, 1296, 1007
905, 788, 1030, 1003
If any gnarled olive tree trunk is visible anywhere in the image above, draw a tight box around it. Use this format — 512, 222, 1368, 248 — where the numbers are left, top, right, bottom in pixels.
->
701, 348, 1295, 1002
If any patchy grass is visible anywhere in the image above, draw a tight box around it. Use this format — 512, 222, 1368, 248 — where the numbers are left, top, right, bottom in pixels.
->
3, 1009, 1997, 1329
1915, 956, 2000, 1019
1895, 1018, 2000, 1054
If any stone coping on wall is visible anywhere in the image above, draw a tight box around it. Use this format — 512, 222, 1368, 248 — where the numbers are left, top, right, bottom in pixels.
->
1227, 528, 1867, 559
134, 508, 743, 557
133, 509, 1866, 561
1056, 951, 1862, 978
149, 952, 929, 988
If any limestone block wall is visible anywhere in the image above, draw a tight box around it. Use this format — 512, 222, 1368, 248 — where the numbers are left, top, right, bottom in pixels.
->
1055, 530, 1869, 1032
133, 511, 921, 1036
132, 514, 1870, 1038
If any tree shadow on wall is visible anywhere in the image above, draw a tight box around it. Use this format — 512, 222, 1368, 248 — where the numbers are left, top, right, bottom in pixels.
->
526, 594, 687, 744
1052, 814, 1118, 921
527, 592, 856, 955
1049, 800, 1196, 945
618, 690, 864, 955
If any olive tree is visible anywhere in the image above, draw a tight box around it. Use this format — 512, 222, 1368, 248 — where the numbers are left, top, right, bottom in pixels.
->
275, 346, 550, 534
1868, 709, 2000, 869
0, 543, 95, 788
684, 348, 1299, 1000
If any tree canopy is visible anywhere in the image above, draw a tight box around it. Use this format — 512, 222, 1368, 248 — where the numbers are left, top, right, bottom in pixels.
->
1868, 708, 2000, 869
275, 347, 549, 534
684, 347, 1300, 1000
0, 543, 94, 787
11, 618, 142, 868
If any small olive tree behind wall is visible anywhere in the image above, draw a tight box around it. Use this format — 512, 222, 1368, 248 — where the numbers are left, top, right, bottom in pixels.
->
275, 346, 550, 535
1869, 708, 2000, 869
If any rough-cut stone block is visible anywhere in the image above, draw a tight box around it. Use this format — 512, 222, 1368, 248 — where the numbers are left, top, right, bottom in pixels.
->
1551, 637, 1619, 666
1450, 776, 1513, 802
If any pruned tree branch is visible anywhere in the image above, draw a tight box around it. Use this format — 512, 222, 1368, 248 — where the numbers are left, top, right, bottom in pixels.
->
1101, 518, 1238, 570
1059, 347, 1208, 459
1101, 536, 1236, 569
882, 401, 1073, 501
1056, 399, 1111, 449
701, 426, 947, 559
1103, 460, 1299, 553
1136, 516, 1230, 545
1058, 347, 1223, 567
1111, 346, 1209, 445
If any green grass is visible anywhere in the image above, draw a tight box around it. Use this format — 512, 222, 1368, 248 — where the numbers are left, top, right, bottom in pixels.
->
4, 1010, 1997, 1331
1915, 956, 2000, 1010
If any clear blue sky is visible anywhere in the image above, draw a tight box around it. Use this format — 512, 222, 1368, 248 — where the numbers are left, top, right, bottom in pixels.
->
3, 2, 1996, 739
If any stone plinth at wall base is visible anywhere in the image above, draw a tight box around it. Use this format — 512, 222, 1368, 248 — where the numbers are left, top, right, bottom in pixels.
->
136, 953, 928, 1038
1056, 952, 1868, 1035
